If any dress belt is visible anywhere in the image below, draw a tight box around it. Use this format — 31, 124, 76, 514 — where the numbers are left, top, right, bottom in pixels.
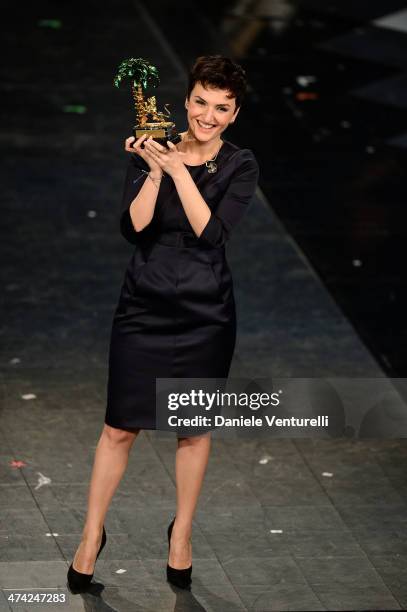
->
155, 231, 203, 248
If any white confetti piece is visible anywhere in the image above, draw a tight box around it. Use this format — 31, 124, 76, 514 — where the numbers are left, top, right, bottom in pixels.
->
322, 472, 333, 477
46, 532, 59, 537
296, 75, 317, 87
10, 357, 21, 364
352, 259, 362, 267
270, 529, 283, 533
87, 210, 97, 218
21, 393, 36, 400
35, 472, 51, 490
115, 569, 127, 574
259, 455, 273, 464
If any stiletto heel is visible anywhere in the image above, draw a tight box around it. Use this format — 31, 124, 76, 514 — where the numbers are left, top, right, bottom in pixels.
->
67, 525, 107, 594
166, 516, 192, 589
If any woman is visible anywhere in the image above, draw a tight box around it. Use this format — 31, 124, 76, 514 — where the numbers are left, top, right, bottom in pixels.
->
67, 55, 259, 593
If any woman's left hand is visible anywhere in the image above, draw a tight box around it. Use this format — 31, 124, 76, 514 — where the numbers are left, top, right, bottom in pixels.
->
143, 137, 187, 179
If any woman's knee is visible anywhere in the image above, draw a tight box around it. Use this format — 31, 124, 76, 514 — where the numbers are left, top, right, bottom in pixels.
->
102, 424, 140, 446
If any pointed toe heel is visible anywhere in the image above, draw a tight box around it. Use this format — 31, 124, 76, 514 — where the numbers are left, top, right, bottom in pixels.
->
166, 517, 192, 589
67, 525, 107, 594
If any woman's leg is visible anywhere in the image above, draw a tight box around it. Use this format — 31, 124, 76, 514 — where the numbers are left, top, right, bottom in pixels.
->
169, 432, 211, 569
72, 424, 140, 573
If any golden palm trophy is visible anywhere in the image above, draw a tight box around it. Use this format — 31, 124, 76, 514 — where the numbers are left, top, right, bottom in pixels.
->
113, 57, 181, 148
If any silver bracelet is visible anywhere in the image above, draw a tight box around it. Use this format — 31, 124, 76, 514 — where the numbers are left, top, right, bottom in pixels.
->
141, 169, 162, 187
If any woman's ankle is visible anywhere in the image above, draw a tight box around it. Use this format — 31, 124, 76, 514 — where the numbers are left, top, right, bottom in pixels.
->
172, 518, 192, 540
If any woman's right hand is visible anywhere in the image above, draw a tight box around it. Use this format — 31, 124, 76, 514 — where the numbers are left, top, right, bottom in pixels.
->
125, 135, 163, 177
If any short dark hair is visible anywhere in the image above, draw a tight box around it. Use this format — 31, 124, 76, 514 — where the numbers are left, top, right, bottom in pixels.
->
186, 55, 247, 110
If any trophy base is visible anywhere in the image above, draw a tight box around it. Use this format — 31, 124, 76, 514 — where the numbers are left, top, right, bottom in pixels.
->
134, 124, 181, 148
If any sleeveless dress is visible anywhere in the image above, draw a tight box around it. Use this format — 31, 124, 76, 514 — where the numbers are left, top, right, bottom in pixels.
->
104, 139, 259, 430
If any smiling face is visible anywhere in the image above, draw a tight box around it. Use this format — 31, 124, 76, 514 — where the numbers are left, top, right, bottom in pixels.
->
185, 81, 240, 143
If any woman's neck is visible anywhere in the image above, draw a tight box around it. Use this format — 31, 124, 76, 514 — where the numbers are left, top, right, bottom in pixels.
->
179, 129, 223, 161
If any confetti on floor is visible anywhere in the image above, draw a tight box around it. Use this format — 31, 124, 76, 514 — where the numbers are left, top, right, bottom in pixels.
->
9, 460, 27, 468
37, 19, 62, 29
62, 105, 87, 114
322, 471, 334, 477
296, 92, 318, 101
35, 472, 52, 489
21, 393, 36, 400
296, 75, 317, 87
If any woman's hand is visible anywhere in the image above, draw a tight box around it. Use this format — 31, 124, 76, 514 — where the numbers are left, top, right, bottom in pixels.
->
143, 137, 187, 179
124, 134, 163, 177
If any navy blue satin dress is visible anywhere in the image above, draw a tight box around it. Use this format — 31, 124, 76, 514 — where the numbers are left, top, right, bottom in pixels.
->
104, 139, 259, 430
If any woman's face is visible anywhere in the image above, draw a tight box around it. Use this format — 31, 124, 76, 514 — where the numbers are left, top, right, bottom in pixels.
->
185, 81, 240, 143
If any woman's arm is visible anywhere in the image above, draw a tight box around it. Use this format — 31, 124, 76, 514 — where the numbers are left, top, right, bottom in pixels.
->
172, 167, 212, 238
197, 152, 259, 248
124, 135, 164, 233
120, 135, 167, 244
173, 151, 260, 248
128, 167, 162, 232
143, 139, 259, 248
142, 138, 211, 237
120, 153, 162, 244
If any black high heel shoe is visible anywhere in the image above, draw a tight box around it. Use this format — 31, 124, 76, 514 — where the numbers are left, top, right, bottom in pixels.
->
166, 516, 192, 589
67, 525, 107, 594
